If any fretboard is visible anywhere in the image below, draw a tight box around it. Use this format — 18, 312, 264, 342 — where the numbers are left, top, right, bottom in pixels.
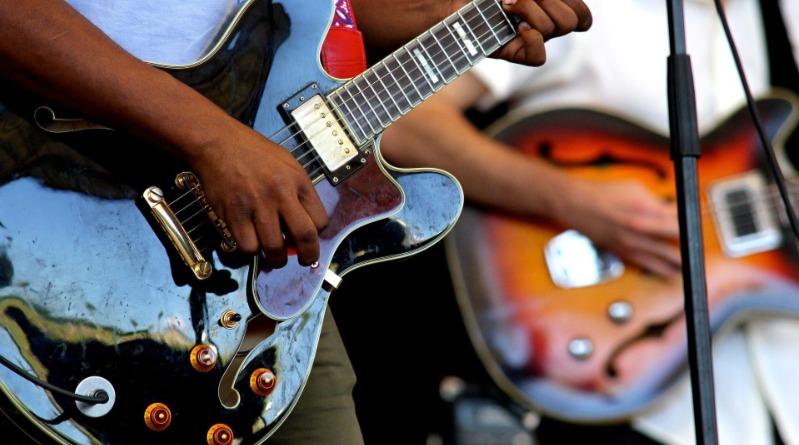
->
327, 0, 517, 144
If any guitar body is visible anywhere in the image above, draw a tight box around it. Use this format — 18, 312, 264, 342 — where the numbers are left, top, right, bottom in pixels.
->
0, 0, 463, 443
449, 96, 799, 422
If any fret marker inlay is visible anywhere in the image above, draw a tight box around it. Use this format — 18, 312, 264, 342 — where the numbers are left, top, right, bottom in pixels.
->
453, 22, 479, 57
413, 48, 440, 84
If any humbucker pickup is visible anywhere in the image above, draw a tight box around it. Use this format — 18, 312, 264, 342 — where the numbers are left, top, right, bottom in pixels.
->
290, 95, 359, 172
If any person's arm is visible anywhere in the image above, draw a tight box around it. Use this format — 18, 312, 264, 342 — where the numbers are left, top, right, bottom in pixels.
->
0, 0, 328, 268
381, 74, 682, 276
352, 0, 592, 65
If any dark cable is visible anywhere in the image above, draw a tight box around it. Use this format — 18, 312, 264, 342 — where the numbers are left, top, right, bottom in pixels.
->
0, 354, 108, 405
713, 0, 799, 242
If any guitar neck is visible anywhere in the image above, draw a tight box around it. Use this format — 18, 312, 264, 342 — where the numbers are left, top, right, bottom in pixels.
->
327, 0, 517, 144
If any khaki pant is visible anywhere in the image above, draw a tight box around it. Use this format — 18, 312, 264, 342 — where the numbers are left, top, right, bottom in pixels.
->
267, 309, 364, 445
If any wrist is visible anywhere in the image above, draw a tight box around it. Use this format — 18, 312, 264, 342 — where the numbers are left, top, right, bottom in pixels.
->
548, 175, 588, 224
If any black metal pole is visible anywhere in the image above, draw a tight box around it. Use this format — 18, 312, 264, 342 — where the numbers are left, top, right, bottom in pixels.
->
665, 1, 719, 444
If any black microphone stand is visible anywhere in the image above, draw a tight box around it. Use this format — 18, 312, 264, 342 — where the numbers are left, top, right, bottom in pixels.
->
665, 1, 719, 444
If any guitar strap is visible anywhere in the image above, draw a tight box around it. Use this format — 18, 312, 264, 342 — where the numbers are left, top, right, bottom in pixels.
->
321, 0, 368, 78
759, 0, 799, 93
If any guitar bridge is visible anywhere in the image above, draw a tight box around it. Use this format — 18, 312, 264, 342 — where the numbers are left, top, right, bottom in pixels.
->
143, 172, 237, 280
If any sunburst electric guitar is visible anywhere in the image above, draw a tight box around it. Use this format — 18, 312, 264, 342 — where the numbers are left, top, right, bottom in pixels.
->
448, 95, 799, 423
0, 0, 532, 442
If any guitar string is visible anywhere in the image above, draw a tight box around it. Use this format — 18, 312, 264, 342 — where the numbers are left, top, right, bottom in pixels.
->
259, 0, 504, 144
175, 19, 799, 244
165, 6, 507, 213
296, 11, 512, 174
272, 6, 509, 163
169, 9, 511, 226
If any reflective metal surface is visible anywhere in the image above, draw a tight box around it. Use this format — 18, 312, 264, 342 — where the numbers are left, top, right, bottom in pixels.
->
0, 0, 464, 442
544, 230, 624, 289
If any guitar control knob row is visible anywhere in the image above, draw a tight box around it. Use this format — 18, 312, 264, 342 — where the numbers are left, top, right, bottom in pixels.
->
207, 423, 234, 445
144, 403, 172, 432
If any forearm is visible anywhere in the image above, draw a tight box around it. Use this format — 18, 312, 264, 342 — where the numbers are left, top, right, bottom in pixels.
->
381, 99, 573, 218
0, 0, 238, 161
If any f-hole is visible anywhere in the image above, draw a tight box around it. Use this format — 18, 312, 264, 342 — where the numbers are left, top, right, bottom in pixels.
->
218, 314, 277, 408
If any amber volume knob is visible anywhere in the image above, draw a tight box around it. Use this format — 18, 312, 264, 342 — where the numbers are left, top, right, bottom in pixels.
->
207, 423, 234, 445
144, 403, 172, 432
249, 368, 276, 397
190, 344, 218, 372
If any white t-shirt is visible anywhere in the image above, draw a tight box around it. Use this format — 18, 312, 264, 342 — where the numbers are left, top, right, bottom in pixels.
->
65, 0, 244, 65
471, 1, 799, 444
474, 0, 799, 136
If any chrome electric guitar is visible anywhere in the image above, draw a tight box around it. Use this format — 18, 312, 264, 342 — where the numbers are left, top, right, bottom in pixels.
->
0, 0, 522, 442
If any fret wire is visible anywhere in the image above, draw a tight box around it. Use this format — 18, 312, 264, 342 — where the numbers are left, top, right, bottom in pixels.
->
330, 92, 368, 141
457, 9, 488, 56
263, 7, 515, 165
383, 60, 414, 112
361, 75, 395, 123
329, 7, 515, 138
419, 34, 449, 85
406, 44, 436, 93
430, 25, 460, 77
343, 86, 380, 134
475, 0, 503, 45
372, 63, 406, 116
487, 0, 517, 32
353, 79, 389, 128
443, 21, 474, 68
393, 53, 424, 100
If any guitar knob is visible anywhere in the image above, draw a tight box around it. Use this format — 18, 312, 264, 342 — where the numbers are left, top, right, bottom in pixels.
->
190, 344, 218, 372
249, 368, 276, 397
144, 403, 172, 432
207, 423, 234, 445
608, 300, 634, 324
568, 337, 594, 360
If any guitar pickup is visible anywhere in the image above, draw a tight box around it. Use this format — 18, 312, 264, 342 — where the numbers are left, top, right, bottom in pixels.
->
282, 84, 365, 185
292, 96, 358, 169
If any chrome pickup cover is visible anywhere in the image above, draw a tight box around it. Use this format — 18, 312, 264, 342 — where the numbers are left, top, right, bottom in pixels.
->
545, 230, 625, 288
709, 173, 782, 257
291, 95, 358, 172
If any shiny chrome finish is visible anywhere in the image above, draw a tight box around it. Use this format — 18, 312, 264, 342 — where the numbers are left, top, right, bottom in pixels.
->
708, 173, 782, 258
291, 96, 358, 172
74, 376, 115, 418
174, 172, 237, 253
567, 338, 594, 361
0, 0, 465, 442
219, 311, 241, 329
544, 230, 624, 288
608, 301, 634, 325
